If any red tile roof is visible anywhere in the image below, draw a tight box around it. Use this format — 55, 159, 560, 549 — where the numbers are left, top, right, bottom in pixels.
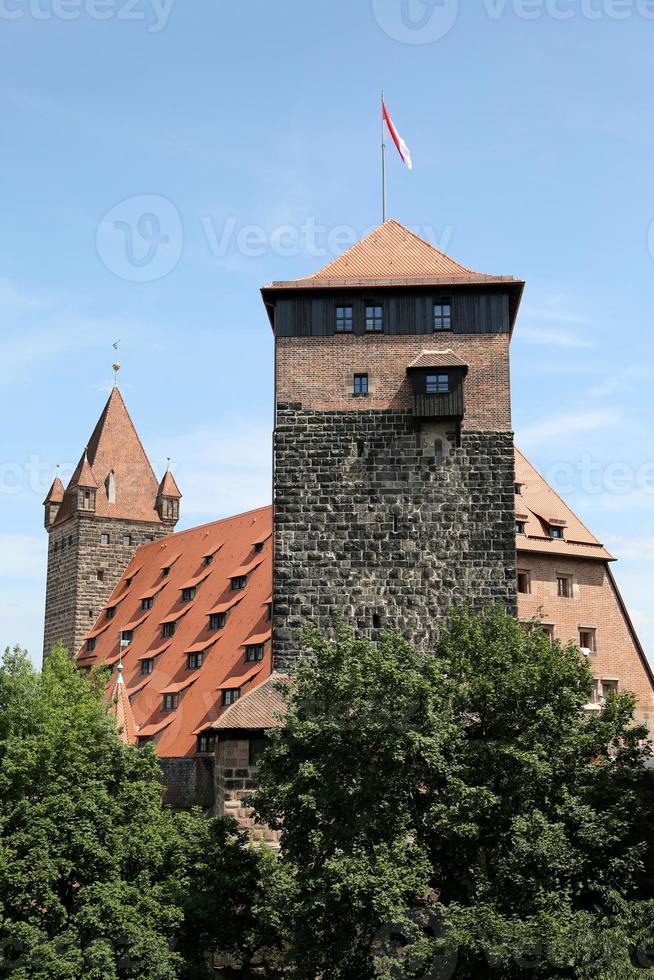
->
407, 350, 470, 370
263, 220, 524, 291
43, 476, 65, 505
54, 388, 169, 527
76, 506, 273, 757
515, 448, 613, 562
158, 469, 182, 499
106, 667, 138, 745
212, 674, 290, 731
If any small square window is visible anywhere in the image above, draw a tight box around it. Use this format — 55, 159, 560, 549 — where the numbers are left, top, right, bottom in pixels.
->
141, 658, 154, 676
541, 624, 555, 644
433, 300, 452, 332
197, 733, 216, 754
210, 612, 227, 631
579, 628, 596, 654
182, 587, 196, 602
550, 526, 565, 540
144, 536, 154, 544
231, 576, 247, 592
120, 630, 133, 648
516, 521, 526, 536
86, 637, 96, 653
97, 569, 104, 582
426, 373, 449, 394
163, 693, 180, 712
142, 597, 154, 611
517, 570, 531, 595
245, 644, 265, 663
557, 575, 573, 599
100, 533, 110, 546
336, 306, 353, 333
222, 689, 241, 707
106, 606, 116, 620
353, 374, 369, 397
162, 622, 175, 639
122, 535, 132, 547
601, 679, 618, 698
365, 304, 383, 332
515, 483, 523, 496
187, 652, 204, 670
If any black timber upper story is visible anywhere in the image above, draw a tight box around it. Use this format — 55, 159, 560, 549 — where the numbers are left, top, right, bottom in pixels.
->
261, 285, 522, 338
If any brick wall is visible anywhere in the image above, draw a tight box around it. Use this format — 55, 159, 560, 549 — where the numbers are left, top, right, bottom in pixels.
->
276, 333, 511, 430
273, 406, 517, 670
43, 514, 169, 661
517, 553, 654, 729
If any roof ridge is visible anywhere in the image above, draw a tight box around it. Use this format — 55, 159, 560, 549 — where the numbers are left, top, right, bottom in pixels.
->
385, 218, 476, 274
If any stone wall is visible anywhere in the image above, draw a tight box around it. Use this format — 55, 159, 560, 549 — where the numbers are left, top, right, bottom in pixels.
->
214, 735, 281, 845
160, 756, 215, 812
273, 406, 517, 671
43, 514, 168, 661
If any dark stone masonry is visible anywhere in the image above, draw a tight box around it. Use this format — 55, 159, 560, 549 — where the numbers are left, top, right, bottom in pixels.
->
273, 405, 518, 671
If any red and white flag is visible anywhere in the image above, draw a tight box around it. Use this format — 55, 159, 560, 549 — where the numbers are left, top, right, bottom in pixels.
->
382, 99, 413, 170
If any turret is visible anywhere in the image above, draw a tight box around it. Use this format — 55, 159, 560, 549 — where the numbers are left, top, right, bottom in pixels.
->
43, 474, 65, 530
70, 450, 98, 514
156, 466, 182, 527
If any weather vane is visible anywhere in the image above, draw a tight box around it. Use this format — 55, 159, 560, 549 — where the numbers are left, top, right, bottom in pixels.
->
112, 340, 121, 387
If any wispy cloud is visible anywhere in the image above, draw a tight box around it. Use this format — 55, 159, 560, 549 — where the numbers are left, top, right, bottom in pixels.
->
588, 366, 653, 399
517, 409, 618, 447
0, 534, 46, 580
520, 327, 594, 349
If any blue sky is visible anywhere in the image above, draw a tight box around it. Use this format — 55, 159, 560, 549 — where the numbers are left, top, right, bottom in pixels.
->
1, 0, 653, 662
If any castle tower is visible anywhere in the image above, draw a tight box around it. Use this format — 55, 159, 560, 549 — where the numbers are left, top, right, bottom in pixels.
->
262, 220, 525, 669
43, 387, 181, 661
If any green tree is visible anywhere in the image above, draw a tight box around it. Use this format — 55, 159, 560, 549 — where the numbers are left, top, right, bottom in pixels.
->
0, 643, 185, 978
254, 610, 654, 979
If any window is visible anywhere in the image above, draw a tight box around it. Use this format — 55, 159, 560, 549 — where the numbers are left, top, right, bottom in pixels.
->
231, 576, 247, 592
515, 483, 523, 495
97, 569, 104, 582
100, 533, 110, 545
601, 679, 618, 698
222, 689, 241, 707
335, 306, 353, 333
162, 567, 171, 578
182, 587, 196, 602
106, 606, 115, 620
393, 514, 399, 534
357, 440, 365, 458
86, 637, 96, 653
517, 570, 531, 595
125, 576, 133, 587
550, 526, 565, 540
579, 628, 597, 654
541, 624, 555, 644
141, 658, 154, 676
516, 521, 526, 536
372, 613, 382, 629
210, 612, 227, 631
245, 644, 265, 663
163, 693, 180, 711
120, 630, 133, 648
144, 536, 154, 544
434, 439, 445, 461
433, 300, 452, 332
162, 622, 175, 639
266, 602, 272, 622
122, 534, 132, 547
142, 597, 154, 611
197, 733, 216, 754
426, 373, 449, 394
353, 374, 369, 396
187, 652, 204, 670
205, 554, 214, 566
557, 575, 573, 599
254, 541, 265, 554
365, 304, 383, 332
249, 737, 268, 767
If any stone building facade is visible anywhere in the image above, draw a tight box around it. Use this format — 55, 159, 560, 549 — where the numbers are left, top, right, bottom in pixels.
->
43, 387, 180, 660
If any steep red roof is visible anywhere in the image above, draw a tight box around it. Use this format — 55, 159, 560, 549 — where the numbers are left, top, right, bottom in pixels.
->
54, 387, 163, 527
106, 666, 138, 745
515, 448, 613, 562
211, 673, 290, 731
43, 476, 65, 505
76, 506, 273, 757
263, 219, 524, 290
158, 469, 182, 499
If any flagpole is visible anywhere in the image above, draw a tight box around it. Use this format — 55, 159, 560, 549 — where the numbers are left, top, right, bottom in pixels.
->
381, 90, 387, 222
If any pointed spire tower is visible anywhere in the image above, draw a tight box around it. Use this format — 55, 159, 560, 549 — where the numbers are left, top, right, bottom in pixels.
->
156, 460, 182, 526
43, 386, 181, 663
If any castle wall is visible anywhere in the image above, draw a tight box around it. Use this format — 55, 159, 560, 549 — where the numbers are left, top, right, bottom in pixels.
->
273, 406, 517, 671
44, 515, 167, 660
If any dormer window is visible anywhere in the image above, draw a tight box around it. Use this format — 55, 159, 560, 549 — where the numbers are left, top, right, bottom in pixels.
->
162, 567, 171, 578
142, 597, 154, 611
163, 693, 179, 712
182, 587, 196, 602
210, 612, 227, 631
254, 541, 264, 554
231, 575, 247, 592
426, 373, 449, 395
516, 521, 526, 536
141, 658, 154, 676
365, 304, 383, 332
162, 622, 175, 639
433, 300, 452, 332
205, 555, 214, 566
197, 732, 216, 754
187, 652, 204, 670
86, 637, 96, 653
353, 374, 369, 397
550, 526, 565, 540
266, 601, 272, 622
120, 630, 133, 649
106, 606, 115, 620
336, 306, 353, 333
245, 644, 265, 663
515, 483, 523, 495
222, 689, 241, 707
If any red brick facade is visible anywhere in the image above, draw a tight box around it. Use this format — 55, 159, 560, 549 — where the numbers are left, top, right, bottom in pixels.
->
276, 333, 511, 430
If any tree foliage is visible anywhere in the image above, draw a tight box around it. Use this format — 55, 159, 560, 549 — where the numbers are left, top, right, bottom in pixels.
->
254, 610, 654, 979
